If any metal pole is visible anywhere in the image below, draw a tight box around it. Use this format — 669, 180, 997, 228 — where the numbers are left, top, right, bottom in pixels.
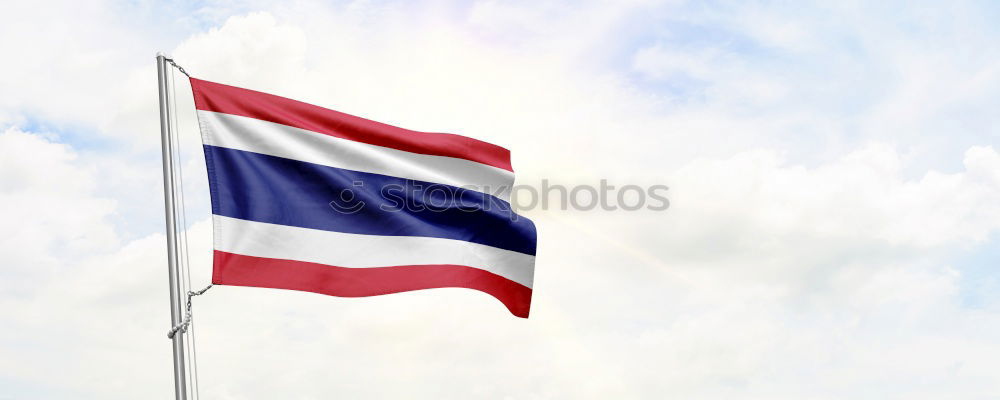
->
157, 52, 188, 400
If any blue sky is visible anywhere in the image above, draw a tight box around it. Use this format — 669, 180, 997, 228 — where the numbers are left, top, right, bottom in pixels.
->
2, 1, 1000, 399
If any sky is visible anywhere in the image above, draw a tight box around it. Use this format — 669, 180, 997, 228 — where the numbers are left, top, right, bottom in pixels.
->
1, 0, 1000, 398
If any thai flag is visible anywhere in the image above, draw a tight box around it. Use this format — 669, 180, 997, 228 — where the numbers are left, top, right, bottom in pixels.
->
190, 78, 537, 318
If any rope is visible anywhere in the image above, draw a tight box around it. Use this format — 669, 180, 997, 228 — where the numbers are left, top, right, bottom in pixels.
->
163, 58, 204, 399
167, 284, 213, 339
170, 63, 196, 399
164, 57, 191, 78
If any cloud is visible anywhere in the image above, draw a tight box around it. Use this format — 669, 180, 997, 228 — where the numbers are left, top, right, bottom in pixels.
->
0, 128, 118, 275
1, 1, 1000, 399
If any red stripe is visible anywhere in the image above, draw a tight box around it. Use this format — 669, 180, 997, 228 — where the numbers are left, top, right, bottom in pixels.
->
212, 251, 531, 318
190, 78, 513, 172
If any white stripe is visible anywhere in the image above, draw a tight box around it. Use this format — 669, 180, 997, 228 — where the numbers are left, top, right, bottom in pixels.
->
198, 110, 513, 201
214, 215, 535, 288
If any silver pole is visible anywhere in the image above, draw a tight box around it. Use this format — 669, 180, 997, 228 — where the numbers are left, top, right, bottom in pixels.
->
157, 52, 188, 400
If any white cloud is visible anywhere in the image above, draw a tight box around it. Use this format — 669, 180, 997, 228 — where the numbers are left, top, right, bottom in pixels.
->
0, 128, 118, 273
667, 145, 1000, 253
1, 1, 1000, 399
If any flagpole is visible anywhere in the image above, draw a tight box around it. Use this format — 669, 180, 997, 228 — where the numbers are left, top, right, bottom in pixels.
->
156, 52, 189, 400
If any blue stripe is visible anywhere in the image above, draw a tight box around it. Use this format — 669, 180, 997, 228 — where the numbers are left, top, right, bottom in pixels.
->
203, 145, 537, 255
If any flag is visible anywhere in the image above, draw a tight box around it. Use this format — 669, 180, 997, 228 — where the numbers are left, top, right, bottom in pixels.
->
190, 78, 537, 317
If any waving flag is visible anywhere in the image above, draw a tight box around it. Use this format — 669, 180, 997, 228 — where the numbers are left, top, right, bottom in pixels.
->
190, 78, 537, 317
